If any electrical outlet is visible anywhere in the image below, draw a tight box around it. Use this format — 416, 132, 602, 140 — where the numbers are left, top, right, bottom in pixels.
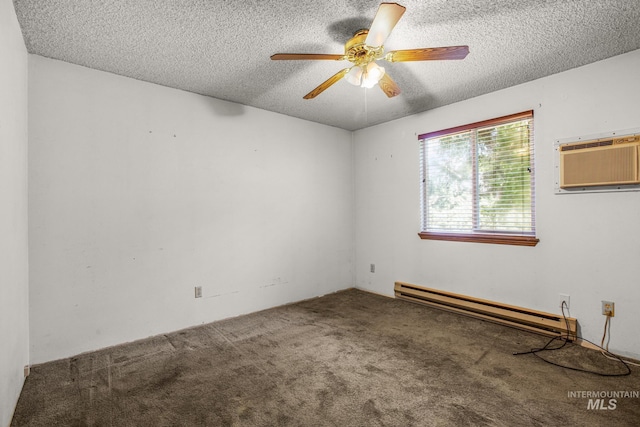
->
195, 286, 202, 298
559, 293, 570, 310
370, 264, 375, 273
602, 300, 615, 317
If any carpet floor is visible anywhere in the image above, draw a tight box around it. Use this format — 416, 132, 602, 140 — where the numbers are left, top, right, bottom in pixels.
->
11, 288, 640, 426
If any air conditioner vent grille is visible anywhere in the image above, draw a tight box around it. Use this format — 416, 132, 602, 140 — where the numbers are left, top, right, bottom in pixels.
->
559, 138, 640, 188
560, 140, 613, 151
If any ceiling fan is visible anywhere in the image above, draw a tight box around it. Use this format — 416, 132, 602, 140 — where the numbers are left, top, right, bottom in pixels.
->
271, 2, 469, 99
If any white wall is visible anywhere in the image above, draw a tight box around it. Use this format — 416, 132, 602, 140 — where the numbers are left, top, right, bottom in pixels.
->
28, 56, 353, 364
354, 49, 640, 359
0, 0, 29, 424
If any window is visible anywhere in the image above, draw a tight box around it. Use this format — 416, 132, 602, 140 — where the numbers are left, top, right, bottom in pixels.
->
418, 111, 538, 246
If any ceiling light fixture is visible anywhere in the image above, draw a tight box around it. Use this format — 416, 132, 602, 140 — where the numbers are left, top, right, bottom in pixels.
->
346, 62, 386, 88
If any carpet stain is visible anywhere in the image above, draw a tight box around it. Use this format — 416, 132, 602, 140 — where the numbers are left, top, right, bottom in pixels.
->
362, 398, 383, 418
474, 349, 490, 365
482, 366, 512, 378
364, 363, 384, 373
449, 403, 493, 426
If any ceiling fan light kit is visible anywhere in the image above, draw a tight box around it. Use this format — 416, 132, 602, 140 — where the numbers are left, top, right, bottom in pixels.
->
346, 61, 386, 88
270, 2, 469, 99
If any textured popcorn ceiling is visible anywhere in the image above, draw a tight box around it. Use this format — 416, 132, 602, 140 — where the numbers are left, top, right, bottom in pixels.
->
13, 0, 640, 131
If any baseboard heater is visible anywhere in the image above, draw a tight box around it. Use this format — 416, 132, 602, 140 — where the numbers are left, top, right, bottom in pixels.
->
394, 281, 577, 340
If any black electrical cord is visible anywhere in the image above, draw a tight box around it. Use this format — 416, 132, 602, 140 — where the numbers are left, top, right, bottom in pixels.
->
513, 301, 631, 377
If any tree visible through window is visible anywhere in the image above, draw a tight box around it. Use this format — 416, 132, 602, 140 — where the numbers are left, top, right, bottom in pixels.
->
418, 111, 538, 246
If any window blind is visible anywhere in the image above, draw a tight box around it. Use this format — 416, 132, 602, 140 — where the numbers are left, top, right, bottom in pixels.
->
419, 111, 535, 236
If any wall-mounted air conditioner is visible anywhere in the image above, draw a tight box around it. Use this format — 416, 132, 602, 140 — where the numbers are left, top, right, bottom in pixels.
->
555, 129, 640, 194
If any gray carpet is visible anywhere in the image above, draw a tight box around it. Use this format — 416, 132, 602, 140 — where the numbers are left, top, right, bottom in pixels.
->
11, 288, 640, 426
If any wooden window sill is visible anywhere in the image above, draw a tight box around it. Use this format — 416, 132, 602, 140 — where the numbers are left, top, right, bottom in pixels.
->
418, 232, 539, 247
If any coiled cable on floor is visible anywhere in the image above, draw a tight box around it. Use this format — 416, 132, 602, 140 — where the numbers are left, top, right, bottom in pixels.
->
512, 301, 631, 377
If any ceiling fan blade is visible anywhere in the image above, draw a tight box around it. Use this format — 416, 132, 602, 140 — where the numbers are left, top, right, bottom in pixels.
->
271, 53, 344, 61
365, 3, 406, 47
303, 68, 351, 99
386, 45, 469, 62
378, 73, 401, 98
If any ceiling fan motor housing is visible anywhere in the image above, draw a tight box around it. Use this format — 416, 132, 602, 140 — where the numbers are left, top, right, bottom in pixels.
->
345, 30, 383, 66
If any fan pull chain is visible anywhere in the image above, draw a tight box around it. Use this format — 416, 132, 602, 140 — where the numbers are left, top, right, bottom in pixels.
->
364, 87, 368, 124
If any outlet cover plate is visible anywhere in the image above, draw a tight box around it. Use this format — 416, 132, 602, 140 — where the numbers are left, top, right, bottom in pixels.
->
602, 300, 615, 316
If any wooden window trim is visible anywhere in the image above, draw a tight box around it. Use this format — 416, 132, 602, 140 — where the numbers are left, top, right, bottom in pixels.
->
418, 231, 539, 247
418, 110, 533, 140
